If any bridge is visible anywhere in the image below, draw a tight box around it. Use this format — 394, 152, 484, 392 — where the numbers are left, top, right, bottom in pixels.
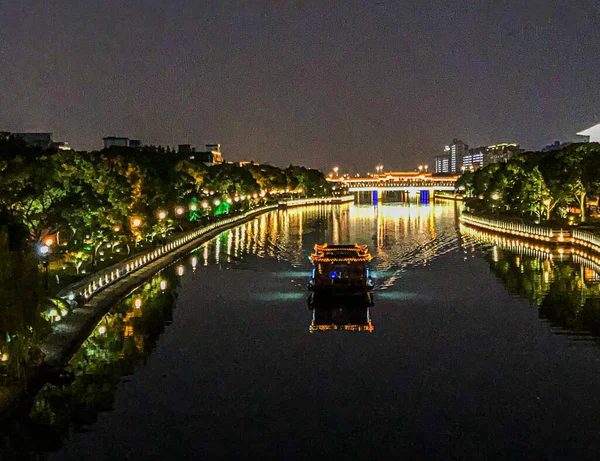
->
329, 172, 458, 203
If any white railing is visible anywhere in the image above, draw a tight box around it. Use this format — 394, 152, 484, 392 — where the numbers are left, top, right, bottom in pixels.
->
57, 205, 277, 303
572, 229, 600, 252
57, 196, 354, 305
460, 213, 554, 240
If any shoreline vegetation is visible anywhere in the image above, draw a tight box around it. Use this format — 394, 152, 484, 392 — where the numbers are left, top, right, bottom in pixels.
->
456, 142, 600, 228
0, 134, 335, 408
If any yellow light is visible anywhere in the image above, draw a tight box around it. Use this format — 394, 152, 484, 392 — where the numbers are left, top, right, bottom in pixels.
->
98, 326, 107, 335
114, 226, 121, 232
234, 197, 239, 202
177, 265, 184, 276
1, 353, 8, 362
190, 204, 197, 211
226, 198, 232, 204
160, 279, 167, 291
214, 199, 221, 206
44, 238, 54, 246
158, 211, 167, 220
133, 297, 142, 309
132, 218, 142, 227
191, 256, 198, 267
201, 201, 209, 208
175, 207, 184, 215
252, 193, 258, 199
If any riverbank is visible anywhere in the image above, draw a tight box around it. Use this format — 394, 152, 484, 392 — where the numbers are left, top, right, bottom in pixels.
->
0, 196, 353, 417
460, 212, 600, 256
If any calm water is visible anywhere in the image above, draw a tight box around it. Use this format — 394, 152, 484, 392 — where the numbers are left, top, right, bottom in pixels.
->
5, 202, 600, 460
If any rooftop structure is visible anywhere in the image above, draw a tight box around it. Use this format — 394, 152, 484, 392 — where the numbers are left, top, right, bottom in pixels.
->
577, 123, 600, 143
103, 137, 142, 149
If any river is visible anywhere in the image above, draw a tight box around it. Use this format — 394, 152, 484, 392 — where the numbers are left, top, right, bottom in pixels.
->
4, 202, 600, 460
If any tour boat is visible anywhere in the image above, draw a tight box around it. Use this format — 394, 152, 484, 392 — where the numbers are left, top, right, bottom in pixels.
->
307, 243, 374, 296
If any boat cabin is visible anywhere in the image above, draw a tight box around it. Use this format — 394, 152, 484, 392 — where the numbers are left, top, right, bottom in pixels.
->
309, 244, 373, 293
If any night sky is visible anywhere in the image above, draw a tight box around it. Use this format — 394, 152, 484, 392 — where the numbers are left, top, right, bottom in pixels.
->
1, 1, 599, 171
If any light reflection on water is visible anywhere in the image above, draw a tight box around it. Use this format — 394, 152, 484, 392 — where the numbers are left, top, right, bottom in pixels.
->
7, 203, 600, 459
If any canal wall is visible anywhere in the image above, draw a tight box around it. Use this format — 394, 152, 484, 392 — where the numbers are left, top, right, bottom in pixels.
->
1, 196, 354, 417
460, 213, 600, 256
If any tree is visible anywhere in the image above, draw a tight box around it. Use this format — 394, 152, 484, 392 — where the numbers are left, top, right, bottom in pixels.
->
64, 251, 90, 275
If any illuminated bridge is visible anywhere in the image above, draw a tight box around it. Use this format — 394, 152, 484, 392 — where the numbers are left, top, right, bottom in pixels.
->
329, 172, 458, 203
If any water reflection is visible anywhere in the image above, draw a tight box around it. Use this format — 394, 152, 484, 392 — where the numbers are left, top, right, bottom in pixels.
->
462, 225, 600, 341
0, 268, 181, 458
309, 293, 374, 333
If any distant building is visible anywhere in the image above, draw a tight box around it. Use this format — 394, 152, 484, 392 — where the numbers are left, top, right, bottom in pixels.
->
103, 137, 142, 149
542, 140, 572, 152
577, 123, 600, 142
51, 141, 72, 151
449, 139, 469, 173
486, 143, 523, 164
435, 154, 450, 173
14, 132, 54, 149
179, 143, 224, 166
462, 147, 486, 170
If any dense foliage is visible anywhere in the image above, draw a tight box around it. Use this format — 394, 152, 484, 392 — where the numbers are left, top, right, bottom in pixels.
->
0, 136, 331, 253
455, 143, 600, 222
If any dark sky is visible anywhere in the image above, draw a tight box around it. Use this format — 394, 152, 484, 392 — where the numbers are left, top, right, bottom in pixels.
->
1, 1, 599, 172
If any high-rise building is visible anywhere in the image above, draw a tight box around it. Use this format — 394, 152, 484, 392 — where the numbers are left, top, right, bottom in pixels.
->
487, 143, 523, 163
448, 139, 468, 173
435, 154, 450, 173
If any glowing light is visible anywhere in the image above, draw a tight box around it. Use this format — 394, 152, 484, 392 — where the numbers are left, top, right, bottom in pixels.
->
158, 211, 167, 220
175, 207, 185, 215
160, 279, 167, 291
226, 198, 232, 204
492, 193, 500, 201
201, 201, 209, 208
234, 197, 239, 202
214, 199, 221, 206
252, 193, 258, 199
190, 204, 197, 211
132, 218, 142, 227
191, 256, 198, 268
133, 297, 142, 309
114, 226, 121, 232
177, 265, 184, 276
98, 326, 107, 335
1, 353, 8, 362
44, 238, 54, 246
39, 245, 49, 255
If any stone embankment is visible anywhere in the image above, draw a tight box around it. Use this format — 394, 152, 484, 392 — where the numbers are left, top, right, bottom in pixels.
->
0, 196, 354, 417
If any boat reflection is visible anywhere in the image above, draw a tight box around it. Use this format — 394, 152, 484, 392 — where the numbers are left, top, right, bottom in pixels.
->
308, 292, 374, 333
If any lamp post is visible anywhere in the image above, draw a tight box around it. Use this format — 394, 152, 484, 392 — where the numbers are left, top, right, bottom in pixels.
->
39, 244, 50, 290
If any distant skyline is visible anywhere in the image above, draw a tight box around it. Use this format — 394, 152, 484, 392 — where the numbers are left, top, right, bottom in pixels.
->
1, 1, 599, 172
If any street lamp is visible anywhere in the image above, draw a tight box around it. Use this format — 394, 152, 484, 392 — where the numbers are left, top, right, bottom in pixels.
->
39, 244, 50, 290
131, 217, 142, 227
175, 206, 185, 216
492, 193, 500, 201
158, 211, 167, 220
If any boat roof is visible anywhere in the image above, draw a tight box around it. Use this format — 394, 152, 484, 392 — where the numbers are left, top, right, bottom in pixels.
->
310, 243, 372, 263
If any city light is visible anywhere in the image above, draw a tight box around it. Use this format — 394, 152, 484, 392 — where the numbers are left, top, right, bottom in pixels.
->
134, 297, 142, 309
177, 265, 184, 276
160, 279, 167, 291
131, 217, 142, 227
39, 244, 49, 255
214, 199, 221, 206
114, 226, 121, 232
1, 353, 8, 362
44, 237, 53, 246
226, 198, 232, 204
175, 206, 184, 215
98, 326, 107, 335
201, 201, 209, 209
492, 193, 500, 201
189, 204, 197, 211
158, 211, 167, 220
